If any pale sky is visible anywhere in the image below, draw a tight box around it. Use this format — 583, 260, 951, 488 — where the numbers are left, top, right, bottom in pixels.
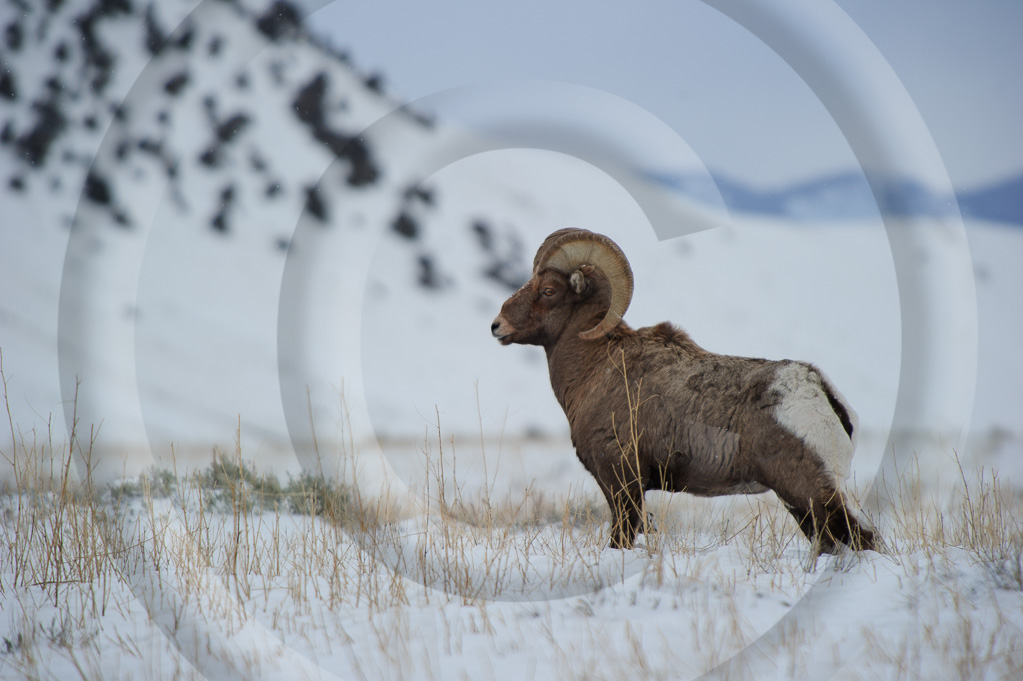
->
300, 0, 1022, 191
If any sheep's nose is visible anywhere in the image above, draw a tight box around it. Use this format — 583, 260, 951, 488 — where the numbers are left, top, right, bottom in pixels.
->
490, 320, 500, 335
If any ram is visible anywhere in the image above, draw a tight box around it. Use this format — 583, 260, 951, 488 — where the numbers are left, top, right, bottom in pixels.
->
491, 228, 876, 552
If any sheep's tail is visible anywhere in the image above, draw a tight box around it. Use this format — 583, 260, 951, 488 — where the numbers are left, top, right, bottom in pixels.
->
816, 368, 859, 452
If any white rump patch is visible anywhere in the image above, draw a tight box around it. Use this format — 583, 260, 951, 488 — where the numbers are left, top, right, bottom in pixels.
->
771, 362, 858, 484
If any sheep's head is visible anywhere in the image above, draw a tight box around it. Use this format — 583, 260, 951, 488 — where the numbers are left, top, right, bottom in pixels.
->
491, 229, 633, 347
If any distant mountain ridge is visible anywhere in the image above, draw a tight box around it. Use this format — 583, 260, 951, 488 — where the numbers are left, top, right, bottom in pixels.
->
646, 169, 1023, 225
957, 174, 1023, 226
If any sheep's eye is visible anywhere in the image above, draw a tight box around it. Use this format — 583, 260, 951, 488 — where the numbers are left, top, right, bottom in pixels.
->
542, 288, 556, 297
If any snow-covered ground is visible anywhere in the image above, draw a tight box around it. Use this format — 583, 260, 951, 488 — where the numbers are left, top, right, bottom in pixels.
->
1, 1, 1021, 679
1, 432, 1021, 681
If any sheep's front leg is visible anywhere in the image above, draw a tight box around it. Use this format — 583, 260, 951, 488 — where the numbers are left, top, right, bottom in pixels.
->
598, 479, 643, 549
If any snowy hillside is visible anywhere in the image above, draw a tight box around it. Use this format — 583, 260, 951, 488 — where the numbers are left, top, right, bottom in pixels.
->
0, 0, 1019, 493
0, 0, 461, 459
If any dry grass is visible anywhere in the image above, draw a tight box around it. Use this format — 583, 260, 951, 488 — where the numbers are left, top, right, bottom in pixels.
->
1, 376, 1021, 678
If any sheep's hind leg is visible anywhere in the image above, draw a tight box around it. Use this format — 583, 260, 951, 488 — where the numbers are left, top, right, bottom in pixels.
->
823, 492, 875, 552
783, 489, 875, 553
756, 451, 875, 553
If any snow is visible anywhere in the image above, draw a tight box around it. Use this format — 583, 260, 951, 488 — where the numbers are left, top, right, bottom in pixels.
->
1, 1, 1022, 679
2, 464, 1021, 680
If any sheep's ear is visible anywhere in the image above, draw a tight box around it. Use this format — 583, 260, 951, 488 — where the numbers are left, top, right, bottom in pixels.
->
569, 270, 587, 294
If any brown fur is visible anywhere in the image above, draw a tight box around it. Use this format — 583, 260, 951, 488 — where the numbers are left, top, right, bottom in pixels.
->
492, 261, 876, 553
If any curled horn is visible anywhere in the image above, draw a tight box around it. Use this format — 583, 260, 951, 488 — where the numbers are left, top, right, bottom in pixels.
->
535, 229, 634, 340
531, 228, 590, 273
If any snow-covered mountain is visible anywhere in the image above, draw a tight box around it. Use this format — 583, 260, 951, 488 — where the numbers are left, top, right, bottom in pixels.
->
0, 0, 1018, 488
647, 168, 1023, 224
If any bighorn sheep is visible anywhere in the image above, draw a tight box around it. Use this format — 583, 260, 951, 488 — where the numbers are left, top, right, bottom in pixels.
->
491, 228, 876, 552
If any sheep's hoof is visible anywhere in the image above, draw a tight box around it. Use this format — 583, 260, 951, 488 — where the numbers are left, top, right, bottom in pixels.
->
818, 542, 841, 556
608, 532, 636, 550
